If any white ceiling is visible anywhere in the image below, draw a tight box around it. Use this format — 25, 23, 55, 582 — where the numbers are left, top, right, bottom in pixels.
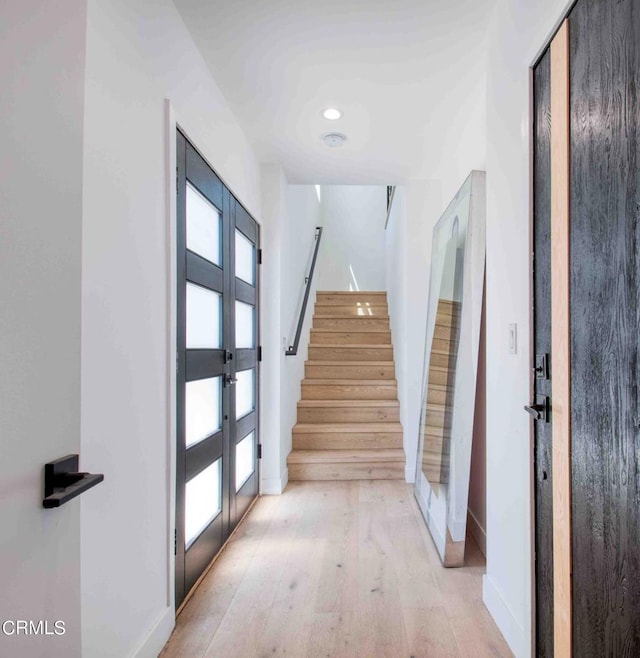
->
173, 0, 495, 184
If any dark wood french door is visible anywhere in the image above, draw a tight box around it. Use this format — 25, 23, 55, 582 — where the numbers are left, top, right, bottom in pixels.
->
532, 0, 640, 654
175, 130, 260, 608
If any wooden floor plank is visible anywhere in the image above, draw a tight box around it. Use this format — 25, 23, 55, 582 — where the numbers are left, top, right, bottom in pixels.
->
161, 481, 512, 658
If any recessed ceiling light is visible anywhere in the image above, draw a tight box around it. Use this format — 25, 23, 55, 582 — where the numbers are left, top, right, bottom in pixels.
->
323, 108, 342, 120
322, 133, 347, 148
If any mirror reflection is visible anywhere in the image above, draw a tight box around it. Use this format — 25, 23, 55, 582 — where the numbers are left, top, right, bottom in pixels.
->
414, 171, 485, 566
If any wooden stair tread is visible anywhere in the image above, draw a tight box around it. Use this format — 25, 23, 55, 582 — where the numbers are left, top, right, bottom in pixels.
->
311, 327, 390, 333
310, 328, 391, 333
288, 449, 405, 464
297, 399, 398, 408
302, 379, 397, 386
427, 402, 453, 411
424, 426, 451, 437
313, 324, 390, 332
315, 301, 389, 306
293, 422, 403, 433
317, 290, 387, 295
313, 315, 390, 320
306, 360, 394, 365
309, 343, 392, 348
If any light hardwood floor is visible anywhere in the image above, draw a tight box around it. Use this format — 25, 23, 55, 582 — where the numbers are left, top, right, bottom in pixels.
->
161, 481, 512, 658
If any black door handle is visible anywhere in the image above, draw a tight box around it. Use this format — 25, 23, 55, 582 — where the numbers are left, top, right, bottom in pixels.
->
225, 375, 238, 387
524, 404, 546, 420
524, 395, 549, 422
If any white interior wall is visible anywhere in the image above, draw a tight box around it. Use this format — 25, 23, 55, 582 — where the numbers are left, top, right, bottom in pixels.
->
385, 187, 407, 475
316, 186, 386, 291
80, 0, 261, 655
483, 0, 572, 655
280, 186, 323, 484
260, 164, 287, 495
259, 181, 321, 495
0, 2, 87, 656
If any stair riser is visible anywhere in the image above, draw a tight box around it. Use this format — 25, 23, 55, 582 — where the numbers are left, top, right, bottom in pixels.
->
428, 369, 454, 387
436, 300, 460, 314
308, 346, 393, 361
434, 324, 459, 340
426, 388, 454, 406
424, 434, 449, 454
436, 307, 459, 320
425, 408, 452, 426
289, 462, 404, 481
310, 331, 392, 345
305, 364, 395, 380
432, 337, 458, 354
423, 426, 451, 442
302, 385, 397, 400
429, 352, 457, 369
315, 307, 389, 318
292, 433, 403, 450
313, 317, 390, 331
317, 293, 387, 304
297, 407, 400, 423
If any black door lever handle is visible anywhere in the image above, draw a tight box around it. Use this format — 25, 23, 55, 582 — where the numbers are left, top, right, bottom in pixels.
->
524, 395, 550, 422
524, 404, 545, 420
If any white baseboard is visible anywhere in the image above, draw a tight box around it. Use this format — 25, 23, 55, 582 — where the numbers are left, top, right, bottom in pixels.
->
405, 464, 415, 483
261, 467, 288, 495
131, 606, 174, 658
482, 575, 526, 657
467, 509, 486, 557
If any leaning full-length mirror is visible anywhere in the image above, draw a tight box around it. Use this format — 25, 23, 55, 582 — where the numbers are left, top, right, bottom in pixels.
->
414, 170, 485, 566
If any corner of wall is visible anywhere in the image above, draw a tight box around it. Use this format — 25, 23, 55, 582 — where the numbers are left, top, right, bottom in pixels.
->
259, 164, 287, 494
261, 467, 288, 495
482, 575, 527, 657
405, 462, 415, 484
132, 606, 175, 658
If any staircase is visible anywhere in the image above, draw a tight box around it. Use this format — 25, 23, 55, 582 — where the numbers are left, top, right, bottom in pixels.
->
288, 291, 405, 480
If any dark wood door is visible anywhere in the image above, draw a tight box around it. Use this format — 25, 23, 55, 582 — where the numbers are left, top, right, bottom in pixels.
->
532, 0, 640, 653
568, 0, 640, 654
175, 131, 261, 608
532, 46, 554, 658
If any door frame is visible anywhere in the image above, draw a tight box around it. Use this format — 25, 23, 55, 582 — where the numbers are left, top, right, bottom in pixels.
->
164, 100, 261, 616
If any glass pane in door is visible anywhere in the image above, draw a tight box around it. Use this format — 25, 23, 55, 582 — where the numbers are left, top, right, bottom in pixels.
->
235, 369, 255, 420
185, 376, 221, 447
185, 459, 221, 547
235, 301, 255, 349
235, 229, 255, 285
186, 182, 221, 265
186, 283, 222, 349
235, 432, 255, 491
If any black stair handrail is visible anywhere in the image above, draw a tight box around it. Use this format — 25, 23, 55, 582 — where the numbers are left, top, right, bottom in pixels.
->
285, 226, 323, 356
